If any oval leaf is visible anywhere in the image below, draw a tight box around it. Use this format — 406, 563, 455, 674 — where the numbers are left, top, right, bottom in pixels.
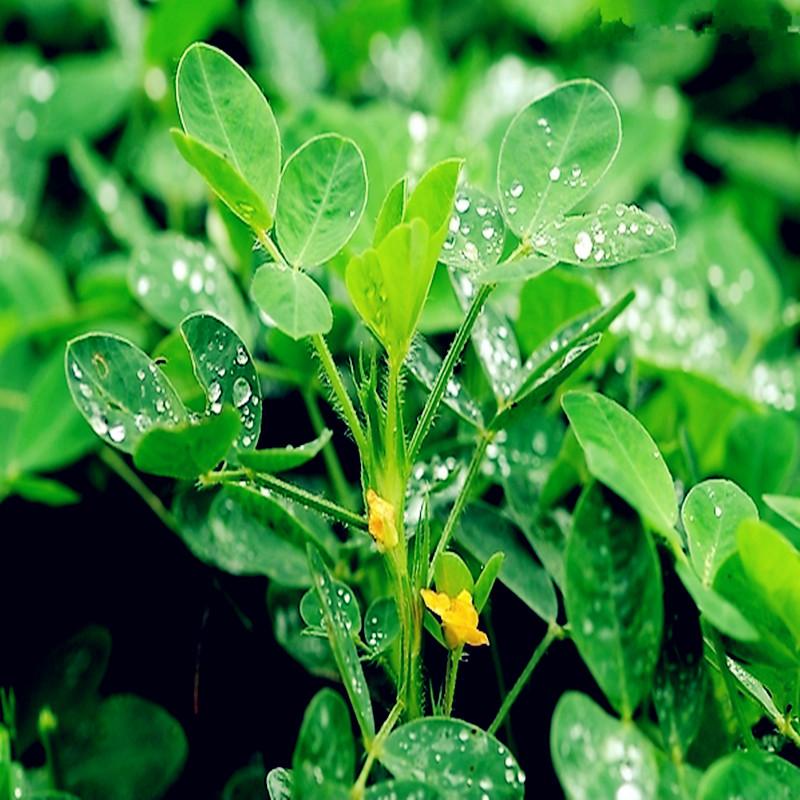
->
497, 80, 621, 237
363, 597, 400, 656
65, 333, 187, 455
276, 134, 367, 267
566, 484, 663, 718
698, 751, 800, 800
440, 186, 505, 275
380, 718, 525, 800
237, 428, 332, 473
251, 261, 333, 340
562, 391, 679, 548
176, 43, 280, 225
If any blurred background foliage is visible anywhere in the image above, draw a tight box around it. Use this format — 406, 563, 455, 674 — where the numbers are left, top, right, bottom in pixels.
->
3, 0, 800, 797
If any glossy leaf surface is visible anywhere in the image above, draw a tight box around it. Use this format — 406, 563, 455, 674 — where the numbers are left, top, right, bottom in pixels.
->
237, 429, 332, 473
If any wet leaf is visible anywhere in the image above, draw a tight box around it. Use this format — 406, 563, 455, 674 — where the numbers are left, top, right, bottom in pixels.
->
292, 689, 355, 800
697, 750, 800, 800
300, 580, 361, 637
566, 484, 663, 718
251, 261, 333, 340
237, 428, 331, 473
681, 479, 757, 585
380, 718, 525, 800
363, 597, 400, 656
180, 312, 262, 453
129, 233, 252, 345
497, 80, 621, 237
551, 691, 659, 800
440, 186, 505, 275
176, 43, 280, 227
307, 547, 375, 740
265, 767, 292, 800
533, 203, 675, 266
276, 134, 367, 267
562, 391, 679, 549
364, 781, 443, 800
65, 333, 187, 455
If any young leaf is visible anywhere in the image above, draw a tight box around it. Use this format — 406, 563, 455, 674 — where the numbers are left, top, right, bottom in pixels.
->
307, 547, 375, 740
251, 262, 333, 340
65, 333, 188, 455
275, 134, 367, 267
171, 129, 274, 231
531, 203, 675, 266
551, 692, 659, 800
440, 186, 505, 275
176, 43, 280, 227
497, 80, 621, 237
129, 233, 252, 345
236, 428, 332, 473
434, 551, 474, 597
180, 312, 262, 452
292, 689, 355, 800
373, 176, 407, 247
300, 581, 361, 636
133, 407, 240, 479
380, 719, 525, 800
698, 751, 800, 800
566, 484, 663, 719
363, 597, 400, 656
562, 391, 680, 550
473, 551, 504, 613
681, 479, 758, 586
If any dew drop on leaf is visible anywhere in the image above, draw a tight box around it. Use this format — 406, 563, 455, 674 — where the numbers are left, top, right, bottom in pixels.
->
549, 166, 561, 181
233, 377, 252, 407
573, 231, 593, 260
109, 423, 126, 442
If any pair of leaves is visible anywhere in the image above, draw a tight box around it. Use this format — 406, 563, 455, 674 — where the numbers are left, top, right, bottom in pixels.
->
65, 312, 261, 479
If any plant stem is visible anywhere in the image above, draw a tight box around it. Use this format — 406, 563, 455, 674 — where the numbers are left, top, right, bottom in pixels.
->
352, 698, 404, 798
427, 429, 493, 586
488, 623, 560, 736
443, 647, 462, 717
100, 448, 179, 532
408, 281, 495, 469
202, 469, 368, 532
484, 611, 516, 748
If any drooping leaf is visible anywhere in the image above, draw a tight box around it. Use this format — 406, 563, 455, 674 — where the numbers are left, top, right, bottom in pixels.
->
307, 547, 375, 740
681, 479, 758, 585
531, 203, 675, 266
292, 689, 355, 800
176, 42, 280, 227
551, 692, 659, 800
251, 261, 333, 340
497, 80, 621, 237
562, 391, 680, 550
275, 134, 367, 267
380, 718, 525, 800
65, 333, 187, 455
180, 312, 262, 452
566, 484, 663, 718
237, 429, 332, 473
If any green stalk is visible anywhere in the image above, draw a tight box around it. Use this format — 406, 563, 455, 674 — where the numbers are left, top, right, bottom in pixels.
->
443, 647, 462, 717
487, 623, 560, 736
427, 429, 493, 586
408, 281, 495, 469
352, 698, 404, 798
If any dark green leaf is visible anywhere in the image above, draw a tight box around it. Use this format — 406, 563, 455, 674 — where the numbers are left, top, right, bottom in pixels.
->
363, 597, 399, 655
237, 429, 332, 473
300, 580, 361, 637
364, 781, 443, 800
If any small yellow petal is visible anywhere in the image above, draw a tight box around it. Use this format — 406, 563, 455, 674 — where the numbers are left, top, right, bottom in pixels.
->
367, 489, 399, 551
421, 586, 489, 649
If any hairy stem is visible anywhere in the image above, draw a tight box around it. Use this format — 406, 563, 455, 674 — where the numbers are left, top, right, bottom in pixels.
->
443, 647, 462, 717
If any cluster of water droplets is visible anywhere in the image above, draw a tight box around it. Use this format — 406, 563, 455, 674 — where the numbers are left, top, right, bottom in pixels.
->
569, 204, 661, 265
441, 188, 505, 273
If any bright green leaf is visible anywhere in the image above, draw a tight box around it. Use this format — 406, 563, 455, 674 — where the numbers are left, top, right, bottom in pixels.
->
434, 551, 474, 597
364, 781, 443, 800
373, 176, 406, 247
440, 186, 505, 275
473, 552, 504, 613
698, 750, 800, 800
237, 429, 332, 473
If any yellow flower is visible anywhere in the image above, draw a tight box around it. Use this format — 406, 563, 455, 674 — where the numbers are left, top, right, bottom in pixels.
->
366, 489, 399, 551
420, 588, 489, 650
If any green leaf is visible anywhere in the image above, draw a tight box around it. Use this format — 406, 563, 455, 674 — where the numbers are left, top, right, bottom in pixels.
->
171, 130, 274, 231
434, 551, 474, 597
373, 176, 407, 247
60, 694, 187, 800
364, 781, 443, 800
531, 203, 675, 266
363, 597, 399, 656
237, 429, 332, 473
473, 552, 504, 613
738, 519, 800, 648
133, 407, 240, 479
763, 493, 800, 541
129, 233, 253, 346
675, 560, 759, 641
457, 502, 557, 623
562, 391, 679, 549
180, 312, 262, 453
174, 488, 312, 587
698, 751, 800, 800
307, 547, 375, 740
475, 253, 557, 284
551, 691, 659, 800
7, 474, 80, 506
346, 218, 431, 359
251, 261, 333, 340
566, 484, 663, 718
440, 186, 505, 275
65, 333, 187, 455
681, 479, 758, 585
380, 718, 525, 800
497, 80, 621, 237
266, 767, 292, 800
176, 42, 280, 226
275, 134, 367, 267
300, 580, 361, 636
292, 689, 355, 800
146, 0, 235, 65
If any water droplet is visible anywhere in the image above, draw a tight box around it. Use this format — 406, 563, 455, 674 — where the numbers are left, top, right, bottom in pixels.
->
455, 194, 470, 213
29, 67, 57, 102
509, 179, 523, 198
537, 117, 548, 127
15, 110, 37, 141
233, 377, 252, 407
481, 222, 495, 240
136, 276, 150, 296
714, 505, 722, 518
109, 423, 126, 442
209, 381, 222, 403
189, 272, 203, 293
97, 180, 118, 213
615, 202, 627, 216
645, 224, 654, 236
71, 362, 83, 379
549, 166, 561, 181
235, 346, 249, 366
507, 202, 517, 215
573, 231, 592, 260
571, 164, 582, 178
172, 259, 188, 281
